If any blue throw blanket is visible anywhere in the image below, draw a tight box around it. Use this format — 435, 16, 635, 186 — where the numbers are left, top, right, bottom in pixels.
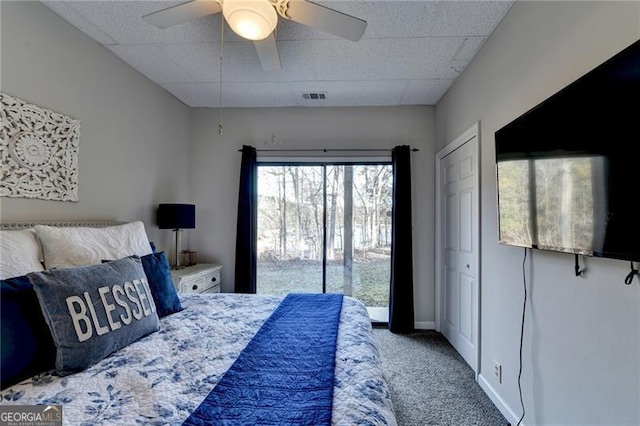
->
184, 293, 344, 425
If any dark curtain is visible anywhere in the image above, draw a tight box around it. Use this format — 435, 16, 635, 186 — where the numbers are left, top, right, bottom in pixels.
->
389, 145, 415, 333
234, 145, 258, 293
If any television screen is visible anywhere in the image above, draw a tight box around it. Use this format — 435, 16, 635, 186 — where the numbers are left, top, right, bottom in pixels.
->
495, 39, 640, 262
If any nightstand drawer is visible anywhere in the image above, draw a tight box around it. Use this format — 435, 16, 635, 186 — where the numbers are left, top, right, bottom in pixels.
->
171, 264, 223, 294
179, 270, 219, 293
202, 284, 221, 294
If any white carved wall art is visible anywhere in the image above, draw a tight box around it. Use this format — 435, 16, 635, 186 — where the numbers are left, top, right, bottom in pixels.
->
1, 93, 80, 202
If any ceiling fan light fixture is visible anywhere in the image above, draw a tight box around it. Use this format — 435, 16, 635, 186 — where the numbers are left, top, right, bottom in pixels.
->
223, 0, 278, 41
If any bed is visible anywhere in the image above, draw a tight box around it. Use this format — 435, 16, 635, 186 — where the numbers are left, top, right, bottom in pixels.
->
0, 221, 397, 425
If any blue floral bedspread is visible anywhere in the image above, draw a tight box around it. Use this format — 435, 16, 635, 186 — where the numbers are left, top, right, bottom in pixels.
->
0, 294, 397, 425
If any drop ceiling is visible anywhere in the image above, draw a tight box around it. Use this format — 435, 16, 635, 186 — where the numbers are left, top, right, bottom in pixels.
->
42, 0, 514, 108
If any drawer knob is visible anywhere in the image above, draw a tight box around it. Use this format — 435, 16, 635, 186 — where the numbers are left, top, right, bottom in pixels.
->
211, 276, 217, 282
192, 284, 198, 290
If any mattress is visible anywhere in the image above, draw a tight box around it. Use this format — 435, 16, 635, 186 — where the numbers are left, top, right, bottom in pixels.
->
0, 293, 397, 425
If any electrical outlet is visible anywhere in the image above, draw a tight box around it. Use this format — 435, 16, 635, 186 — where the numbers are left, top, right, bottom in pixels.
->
493, 361, 502, 384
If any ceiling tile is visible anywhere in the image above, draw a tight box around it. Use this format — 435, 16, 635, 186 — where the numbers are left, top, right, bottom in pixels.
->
107, 44, 195, 83
430, 0, 513, 37
312, 37, 464, 81
160, 40, 319, 83
346, 1, 441, 39
42, 1, 118, 45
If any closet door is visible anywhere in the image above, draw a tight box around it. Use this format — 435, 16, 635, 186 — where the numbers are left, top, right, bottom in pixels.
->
437, 126, 479, 373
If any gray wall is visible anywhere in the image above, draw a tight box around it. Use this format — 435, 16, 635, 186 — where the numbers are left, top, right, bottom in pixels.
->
0, 1, 191, 248
188, 106, 437, 326
436, 2, 640, 424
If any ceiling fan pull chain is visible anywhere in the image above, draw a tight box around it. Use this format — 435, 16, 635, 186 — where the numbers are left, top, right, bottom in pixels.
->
218, 9, 225, 135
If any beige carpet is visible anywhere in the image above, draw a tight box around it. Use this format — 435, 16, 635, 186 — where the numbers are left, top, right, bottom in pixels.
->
372, 328, 509, 426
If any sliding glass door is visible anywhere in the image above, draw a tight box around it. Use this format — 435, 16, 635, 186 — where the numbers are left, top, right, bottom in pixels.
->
256, 163, 392, 312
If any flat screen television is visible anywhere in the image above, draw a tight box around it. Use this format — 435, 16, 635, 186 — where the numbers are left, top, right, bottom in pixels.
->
495, 39, 640, 262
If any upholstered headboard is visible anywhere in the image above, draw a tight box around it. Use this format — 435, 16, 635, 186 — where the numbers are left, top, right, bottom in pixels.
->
1, 221, 125, 230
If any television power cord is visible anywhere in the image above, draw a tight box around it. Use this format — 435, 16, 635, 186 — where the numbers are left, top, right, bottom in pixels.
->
624, 262, 639, 285
516, 247, 528, 426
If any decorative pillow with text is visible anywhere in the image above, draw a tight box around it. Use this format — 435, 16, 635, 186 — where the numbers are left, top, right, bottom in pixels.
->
27, 256, 160, 375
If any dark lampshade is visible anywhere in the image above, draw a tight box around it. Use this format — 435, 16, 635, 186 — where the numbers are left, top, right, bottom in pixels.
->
157, 204, 196, 229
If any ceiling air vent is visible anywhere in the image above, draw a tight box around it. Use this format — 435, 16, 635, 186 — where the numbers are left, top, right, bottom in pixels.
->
301, 92, 327, 100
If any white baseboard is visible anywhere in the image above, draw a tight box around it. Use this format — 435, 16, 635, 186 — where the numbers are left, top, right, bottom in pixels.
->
414, 321, 435, 330
478, 373, 525, 426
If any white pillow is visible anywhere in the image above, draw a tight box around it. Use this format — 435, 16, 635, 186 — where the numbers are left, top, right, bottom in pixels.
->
34, 221, 153, 270
0, 228, 45, 279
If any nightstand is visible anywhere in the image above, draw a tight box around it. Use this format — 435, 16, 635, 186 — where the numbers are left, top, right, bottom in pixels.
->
170, 264, 222, 294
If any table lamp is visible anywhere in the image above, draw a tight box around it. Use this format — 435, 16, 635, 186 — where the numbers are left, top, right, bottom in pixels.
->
157, 203, 195, 269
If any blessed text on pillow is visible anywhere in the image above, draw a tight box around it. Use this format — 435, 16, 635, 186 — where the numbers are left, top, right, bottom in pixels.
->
66, 275, 156, 342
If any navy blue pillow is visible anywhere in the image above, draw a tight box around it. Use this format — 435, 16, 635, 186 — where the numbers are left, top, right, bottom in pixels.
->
103, 252, 182, 318
1, 276, 56, 390
140, 252, 183, 318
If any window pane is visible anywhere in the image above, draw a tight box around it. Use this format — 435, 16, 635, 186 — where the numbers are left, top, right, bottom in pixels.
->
257, 166, 323, 295
325, 165, 392, 308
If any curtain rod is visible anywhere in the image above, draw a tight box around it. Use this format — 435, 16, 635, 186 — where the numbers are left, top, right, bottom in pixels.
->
238, 148, 419, 152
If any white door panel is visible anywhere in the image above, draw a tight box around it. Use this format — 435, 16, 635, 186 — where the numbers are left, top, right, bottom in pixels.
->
445, 267, 458, 329
460, 190, 473, 253
459, 272, 474, 342
445, 194, 458, 250
436, 125, 479, 373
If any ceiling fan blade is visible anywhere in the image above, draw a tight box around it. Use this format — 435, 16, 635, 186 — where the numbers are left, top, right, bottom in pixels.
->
254, 33, 282, 71
142, 0, 221, 29
286, 0, 367, 42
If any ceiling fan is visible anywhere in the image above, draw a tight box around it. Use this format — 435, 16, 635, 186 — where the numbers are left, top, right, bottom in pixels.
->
142, 0, 367, 71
